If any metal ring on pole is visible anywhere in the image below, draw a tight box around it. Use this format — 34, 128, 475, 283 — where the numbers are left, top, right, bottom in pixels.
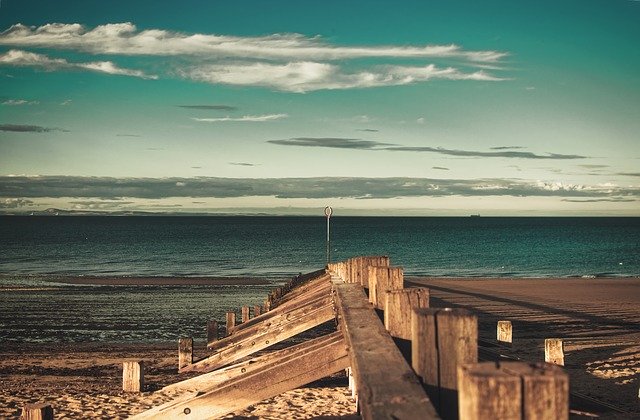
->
324, 206, 333, 218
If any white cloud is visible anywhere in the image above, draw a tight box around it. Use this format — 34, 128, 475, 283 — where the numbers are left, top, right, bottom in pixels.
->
0, 49, 157, 79
181, 62, 505, 93
0, 23, 507, 63
416, 117, 425, 124
192, 114, 288, 122
2, 99, 39, 105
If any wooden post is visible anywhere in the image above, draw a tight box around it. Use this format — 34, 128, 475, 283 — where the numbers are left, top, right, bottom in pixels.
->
225, 311, 236, 335
384, 288, 430, 340
264, 299, 271, 312
412, 308, 478, 420
368, 266, 403, 310
545, 338, 565, 366
21, 403, 53, 420
254, 305, 261, 317
178, 337, 193, 371
458, 361, 569, 420
241, 306, 250, 323
497, 320, 512, 344
123, 361, 145, 392
207, 320, 218, 343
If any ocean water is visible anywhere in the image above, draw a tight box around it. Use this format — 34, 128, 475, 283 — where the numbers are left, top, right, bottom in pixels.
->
1, 216, 638, 343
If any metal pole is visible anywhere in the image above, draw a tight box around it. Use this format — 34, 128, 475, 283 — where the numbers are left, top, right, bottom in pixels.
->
324, 206, 332, 264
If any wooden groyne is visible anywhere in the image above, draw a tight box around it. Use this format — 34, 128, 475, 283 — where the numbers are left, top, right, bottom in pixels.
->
127, 256, 571, 419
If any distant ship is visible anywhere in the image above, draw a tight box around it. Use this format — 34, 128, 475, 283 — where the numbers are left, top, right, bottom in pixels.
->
470, 214, 481, 218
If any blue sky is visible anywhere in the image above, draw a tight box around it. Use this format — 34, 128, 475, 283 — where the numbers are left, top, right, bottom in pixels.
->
0, 0, 639, 215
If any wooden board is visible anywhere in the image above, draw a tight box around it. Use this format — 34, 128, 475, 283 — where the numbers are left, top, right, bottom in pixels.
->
332, 277, 440, 420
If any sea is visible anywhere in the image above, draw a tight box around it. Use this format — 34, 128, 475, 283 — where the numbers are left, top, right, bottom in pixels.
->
1, 216, 638, 344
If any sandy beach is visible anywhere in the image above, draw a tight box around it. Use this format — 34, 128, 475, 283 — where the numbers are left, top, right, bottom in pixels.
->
1, 276, 639, 418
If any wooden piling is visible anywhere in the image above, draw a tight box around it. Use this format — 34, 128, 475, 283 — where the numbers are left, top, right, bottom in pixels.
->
458, 361, 569, 420
368, 266, 403, 310
497, 320, 512, 344
545, 338, 565, 366
178, 337, 193, 371
241, 306, 250, 323
384, 288, 430, 340
21, 403, 53, 420
207, 320, 218, 343
123, 361, 145, 393
225, 311, 236, 335
254, 305, 261, 317
412, 307, 477, 420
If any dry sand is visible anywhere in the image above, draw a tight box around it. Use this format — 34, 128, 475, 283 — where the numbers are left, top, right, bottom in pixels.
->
408, 277, 640, 417
2, 277, 639, 418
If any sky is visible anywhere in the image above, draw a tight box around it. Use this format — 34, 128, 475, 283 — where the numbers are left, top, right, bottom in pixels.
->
0, 0, 639, 216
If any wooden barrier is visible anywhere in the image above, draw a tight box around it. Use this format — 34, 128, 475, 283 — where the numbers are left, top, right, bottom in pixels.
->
412, 308, 477, 420
458, 361, 569, 419
497, 320, 512, 344
123, 361, 145, 393
545, 338, 565, 366
207, 320, 218, 343
241, 306, 250, 323
384, 288, 430, 340
21, 403, 53, 420
332, 278, 439, 419
368, 266, 403, 310
178, 338, 193, 371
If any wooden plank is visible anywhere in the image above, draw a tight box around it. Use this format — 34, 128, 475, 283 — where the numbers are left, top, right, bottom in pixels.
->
163, 332, 343, 394
131, 332, 349, 419
270, 272, 331, 308
384, 288, 430, 340
217, 282, 332, 341
183, 294, 335, 373
332, 279, 439, 420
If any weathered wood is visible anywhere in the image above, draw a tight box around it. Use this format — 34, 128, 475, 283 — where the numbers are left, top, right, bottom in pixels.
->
545, 338, 565, 366
359, 256, 390, 288
184, 294, 335, 373
270, 272, 331, 308
497, 320, 512, 344
253, 305, 261, 317
332, 278, 439, 419
412, 308, 477, 420
178, 337, 193, 371
130, 332, 349, 419
164, 332, 342, 393
123, 360, 145, 393
21, 403, 53, 420
225, 311, 236, 336
384, 288, 430, 340
368, 266, 404, 310
241, 306, 250, 323
206, 320, 218, 343
458, 362, 569, 420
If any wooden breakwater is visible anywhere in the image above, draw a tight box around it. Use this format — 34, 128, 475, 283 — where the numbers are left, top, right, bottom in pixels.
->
114, 255, 570, 420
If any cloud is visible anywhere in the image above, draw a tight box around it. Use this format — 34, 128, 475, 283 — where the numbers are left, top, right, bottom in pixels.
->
617, 172, 640, 177
0, 49, 157, 79
416, 117, 425, 124
490, 146, 525, 150
178, 104, 237, 111
432, 166, 450, 170
116, 133, 141, 137
229, 162, 257, 166
357, 129, 379, 133
562, 198, 637, 203
268, 137, 394, 149
69, 200, 135, 210
2, 99, 39, 105
192, 114, 287, 122
0, 123, 69, 133
1, 175, 637, 201
180, 62, 505, 93
269, 137, 587, 159
0, 23, 507, 63
0, 198, 35, 208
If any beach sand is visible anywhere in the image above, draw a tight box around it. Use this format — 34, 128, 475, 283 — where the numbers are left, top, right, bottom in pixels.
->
1, 277, 638, 418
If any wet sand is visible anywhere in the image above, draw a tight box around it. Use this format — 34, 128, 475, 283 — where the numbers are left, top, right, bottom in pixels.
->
408, 277, 640, 416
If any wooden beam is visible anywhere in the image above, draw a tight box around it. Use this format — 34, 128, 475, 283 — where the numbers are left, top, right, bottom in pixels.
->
130, 332, 349, 419
184, 294, 335, 373
332, 278, 439, 420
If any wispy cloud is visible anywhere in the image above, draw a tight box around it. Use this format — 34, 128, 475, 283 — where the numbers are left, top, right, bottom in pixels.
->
357, 129, 379, 133
0, 23, 507, 63
0, 123, 69, 133
432, 166, 450, 170
617, 172, 640, 177
181, 62, 505, 93
268, 137, 393, 149
192, 114, 287, 122
562, 198, 637, 203
490, 146, 525, 150
0, 198, 35, 208
116, 133, 141, 137
1, 175, 636, 201
578, 164, 609, 169
178, 104, 237, 111
2, 99, 39, 105
229, 162, 257, 167
269, 137, 587, 160
0, 49, 157, 79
